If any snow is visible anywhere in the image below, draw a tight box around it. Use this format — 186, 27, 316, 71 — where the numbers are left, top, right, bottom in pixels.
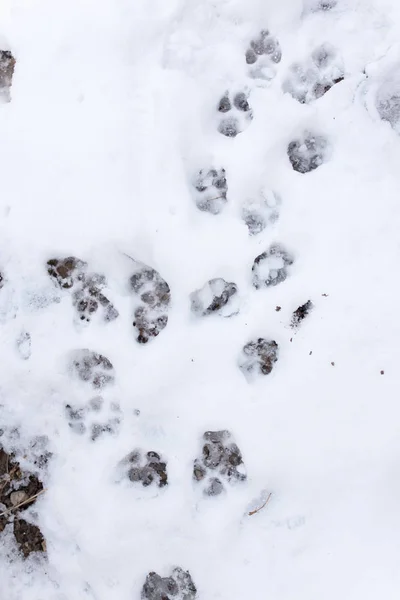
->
1, 0, 400, 598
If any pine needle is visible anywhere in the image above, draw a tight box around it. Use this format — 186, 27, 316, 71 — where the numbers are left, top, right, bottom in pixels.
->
248, 492, 272, 516
0, 488, 46, 517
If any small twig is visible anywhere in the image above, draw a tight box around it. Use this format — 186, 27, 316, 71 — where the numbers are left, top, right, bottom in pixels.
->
248, 492, 272, 516
0, 488, 46, 517
205, 195, 225, 202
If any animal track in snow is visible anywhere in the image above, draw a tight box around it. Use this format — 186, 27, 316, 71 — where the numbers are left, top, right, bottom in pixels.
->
283, 44, 344, 104
190, 278, 238, 317
193, 168, 228, 214
193, 430, 246, 496
217, 90, 253, 137
130, 264, 171, 344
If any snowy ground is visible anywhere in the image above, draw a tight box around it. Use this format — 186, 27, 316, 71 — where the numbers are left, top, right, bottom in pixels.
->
1, 0, 400, 598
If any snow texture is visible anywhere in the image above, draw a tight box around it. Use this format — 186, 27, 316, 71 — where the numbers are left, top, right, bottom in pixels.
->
1, 0, 400, 598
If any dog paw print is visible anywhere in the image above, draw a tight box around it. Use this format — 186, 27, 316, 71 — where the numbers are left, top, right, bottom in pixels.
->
119, 449, 168, 488
245, 30, 282, 80
374, 76, 400, 133
287, 131, 329, 173
304, 0, 337, 12
190, 278, 238, 317
47, 257, 118, 324
193, 168, 228, 214
69, 349, 115, 389
242, 188, 280, 236
65, 396, 121, 441
130, 265, 171, 344
239, 338, 279, 378
252, 243, 294, 289
193, 430, 246, 496
141, 567, 197, 600
283, 44, 343, 104
0, 50, 15, 102
16, 331, 31, 360
217, 91, 252, 138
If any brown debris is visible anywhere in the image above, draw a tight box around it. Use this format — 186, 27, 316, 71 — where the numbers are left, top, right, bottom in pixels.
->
0, 447, 46, 558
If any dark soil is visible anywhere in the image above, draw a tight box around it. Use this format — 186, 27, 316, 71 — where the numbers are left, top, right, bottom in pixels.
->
0, 447, 45, 558
291, 300, 314, 328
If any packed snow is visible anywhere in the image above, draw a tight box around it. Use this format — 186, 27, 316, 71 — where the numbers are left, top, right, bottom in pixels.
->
1, 0, 400, 598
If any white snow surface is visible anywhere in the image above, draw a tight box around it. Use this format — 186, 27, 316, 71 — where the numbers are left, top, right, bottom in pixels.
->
1, 0, 400, 598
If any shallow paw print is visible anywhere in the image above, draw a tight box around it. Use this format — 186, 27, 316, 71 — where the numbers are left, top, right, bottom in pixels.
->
69, 349, 115, 389
16, 331, 31, 360
283, 44, 344, 104
245, 30, 282, 80
287, 132, 329, 173
217, 91, 252, 137
252, 243, 294, 289
239, 338, 279, 378
242, 188, 280, 236
0, 50, 16, 103
193, 168, 228, 214
193, 430, 246, 497
130, 265, 171, 344
65, 397, 121, 441
141, 567, 197, 600
303, 0, 337, 12
190, 278, 239, 317
373, 74, 400, 133
118, 449, 168, 488
47, 257, 118, 324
